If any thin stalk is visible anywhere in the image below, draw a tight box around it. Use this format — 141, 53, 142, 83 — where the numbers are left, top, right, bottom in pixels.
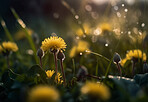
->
39, 57, 43, 69
116, 63, 122, 76
6, 55, 10, 69
11, 8, 38, 64
86, 74, 101, 80
132, 61, 135, 77
60, 59, 66, 86
1, 20, 14, 42
86, 50, 110, 62
72, 58, 75, 77
95, 58, 99, 76
53, 52, 58, 74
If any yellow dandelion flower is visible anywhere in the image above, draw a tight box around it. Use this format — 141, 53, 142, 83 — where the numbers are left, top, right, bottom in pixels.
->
126, 49, 146, 61
0, 41, 18, 53
41, 36, 67, 52
120, 58, 127, 66
46, 70, 55, 78
55, 72, 63, 84
69, 40, 89, 58
69, 46, 77, 58
28, 85, 59, 102
99, 23, 112, 33
81, 82, 110, 101
76, 23, 91, 37
14, 28, 33, 40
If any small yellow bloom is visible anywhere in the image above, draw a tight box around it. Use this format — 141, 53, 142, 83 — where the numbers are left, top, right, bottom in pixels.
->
99, 23, 112, 32
76, 23, 91, 37
126, 49, 146, 61
69, 40, 89, 58
41, 36, 67, 52
14, 28, 33, 40
81, 82, 110, 100
0, 41, 18, 53
28, 85, 59, 102
120, 58, 127, 66
55, 72, 63, 84
46, 70, 55, 78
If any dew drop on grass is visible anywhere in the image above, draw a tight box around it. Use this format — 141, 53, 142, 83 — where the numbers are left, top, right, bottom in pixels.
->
141, 23, 145, 27
124, 9, 128, 12
80, 52, 83, 55
76, 36, 80, 39
128, 31, 131, 35
122, 4, 125, 7
26, 49, 33, 55
75, 15, 79, 19
105, 43, 108, 47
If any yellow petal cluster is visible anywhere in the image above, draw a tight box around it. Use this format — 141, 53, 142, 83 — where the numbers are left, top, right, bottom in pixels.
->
55, 72, 63, 84
121, 49, 147, 66
28, 85, 59, 102
46, 70, 55, 78
81, 82, 110, 100
76, 23, 91, 37
69, 40, 89, 58
14, 28, 33, 40
41, 36, 67, 52
99, 23, 112, 32
0, 41, 18, 53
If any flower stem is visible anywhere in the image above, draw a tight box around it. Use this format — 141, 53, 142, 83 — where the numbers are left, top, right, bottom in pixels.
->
132, 61, 135, 77
60, 59, 66, 86
6, 55, 10, 69
116, 63, 122, 76
39, 57, 43, 69
53, 52, 58, 74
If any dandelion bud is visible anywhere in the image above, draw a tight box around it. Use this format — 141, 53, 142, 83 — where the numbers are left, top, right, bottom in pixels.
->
113, 52, 121, 64
57, 50, 65, 61
37, 48, 44, 58
143, 63, 148, 73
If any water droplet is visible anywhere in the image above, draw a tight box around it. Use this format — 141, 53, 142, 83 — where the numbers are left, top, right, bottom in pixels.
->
114, 6, 118, 11
75, 15, 79, 19
124, 9, 128, 12
117, 12, 121, 17
139, 31, 142, 35
122, 4, 125, 7
141, 23, 145, 27
121, 31, 123, 34
85, 5, 92, 12
26, 49, 33, 55
17, 19, 26, 28
105, 43, 108, 47
80, 52, 83, 55
76, 36, 79, 39
128, 31, 131, 35
94, 28, 102, 35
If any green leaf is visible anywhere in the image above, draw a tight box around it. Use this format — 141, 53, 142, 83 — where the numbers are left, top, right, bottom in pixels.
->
27, 65, 47, 83
134, 73, 148, 86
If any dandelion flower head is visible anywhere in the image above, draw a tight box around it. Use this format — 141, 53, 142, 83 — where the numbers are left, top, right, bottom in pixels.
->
126, 49, 146, 61
55, 72, 63, 84
46, 70, 55, 78
81, 82, 110, 101
0, 41, 18, 53
41, 36, 67, 52
69, 40, 89, 58
28, 85, 59, 102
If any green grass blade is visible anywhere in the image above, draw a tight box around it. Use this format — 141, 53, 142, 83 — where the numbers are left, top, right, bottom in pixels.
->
10, 8, 38, 63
